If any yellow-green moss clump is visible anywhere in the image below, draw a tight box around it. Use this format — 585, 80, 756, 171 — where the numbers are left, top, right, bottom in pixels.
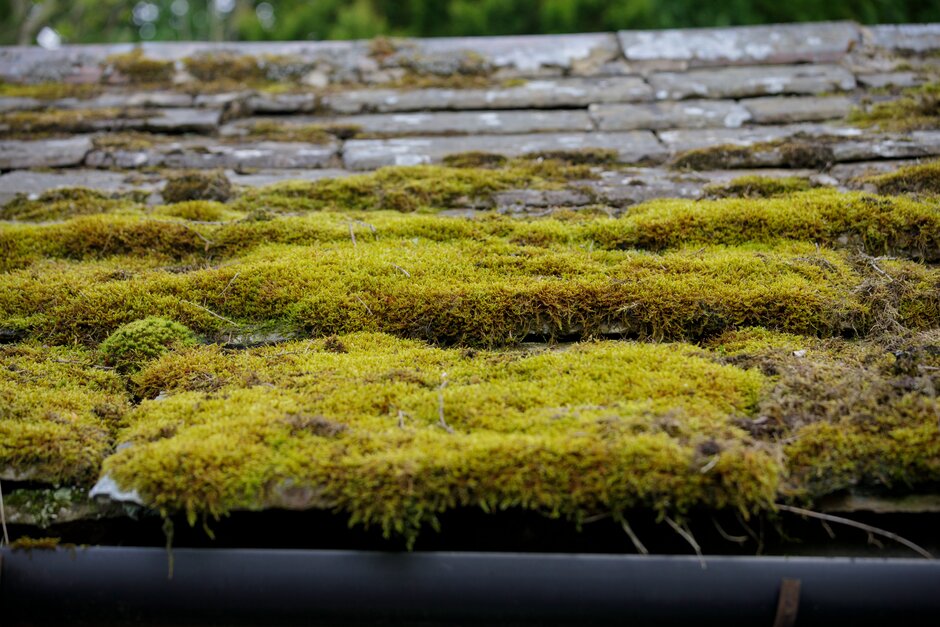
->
847, 82, 940, 132
106, 333, 776, 543
703, 176, 813, 199
242, 121, 361, 143
857, 161, 940, 195
105, 49, 175, 84
151, 200, 239, 222
0, 81, 100, 100
0, 344, 128, 485
162, 170, 233, 204
99, 317, 198, 373
0, 188, 136, 222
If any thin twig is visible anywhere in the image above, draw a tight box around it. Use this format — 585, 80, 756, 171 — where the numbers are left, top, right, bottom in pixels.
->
353, 294, 373, 316
0, 478, 9, 546
391, 264, 411, 278
180, 299, 238, 326
776, 504, 933, 559
397, 410, 409, 429
712, 517, 748, 545
218, 272, 240, 297
437, 372, 454, 433
348, 221, 357, 247
621, 519, 648, 555
665, 516, 706, 569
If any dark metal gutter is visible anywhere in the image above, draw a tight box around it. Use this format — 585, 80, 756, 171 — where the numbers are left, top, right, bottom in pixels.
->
2, 547, 939, 626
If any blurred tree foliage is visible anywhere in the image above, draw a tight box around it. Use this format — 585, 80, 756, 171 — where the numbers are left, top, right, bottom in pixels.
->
2, 0, 938, 46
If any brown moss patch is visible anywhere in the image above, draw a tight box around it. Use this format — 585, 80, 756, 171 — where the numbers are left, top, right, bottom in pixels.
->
703, 176, 813, 199
105, 49, 175, 84
163, 170, 233, 204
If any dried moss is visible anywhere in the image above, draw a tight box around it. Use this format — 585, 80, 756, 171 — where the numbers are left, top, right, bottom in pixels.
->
106, 333, 776, 543
847, 82, 940, 132
99, 317, 198, 374
0, 343, 128, 485
703, 176, 813, 199
858, 161, 940, 195
162, 170, 233, 204
442, 152, 508, 169
183, 53, 265, 83
670, 137, 837, 171
106, 49, 175, 84
0, 108, 149, 138
242, 120, 361, 143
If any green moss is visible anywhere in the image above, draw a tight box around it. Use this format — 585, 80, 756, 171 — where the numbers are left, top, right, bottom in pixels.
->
0, 81, 101, 100
0, 343, 128, 485
99, 317, 198, 373
847, 82, 940, 132
0, 188, 137, 222
105, 49, 175, 84
162, 170, 233, 204
105, 333, 776, 542
703, 176, 813, 199
92, 132, 163, 152
670, 137, 836, 171
522, 148, 619, 166
858, 161, 940, 195
9, 537, 61, 551
0, 108, 149, 138
242, 120, 362, 143
232, 161, 593, 214
151, 200, 239, 222
442, 152, 508, 169
183, 53, 265, 83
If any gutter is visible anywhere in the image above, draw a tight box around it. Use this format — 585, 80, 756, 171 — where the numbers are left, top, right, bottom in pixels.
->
3, 548, 940, 626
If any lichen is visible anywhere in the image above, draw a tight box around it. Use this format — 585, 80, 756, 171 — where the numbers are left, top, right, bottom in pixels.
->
857, 160, 940, 195
703, 176, 813, 199
847, 82, 940, 132
98, 317, 198, 373
162, 170, 233, 204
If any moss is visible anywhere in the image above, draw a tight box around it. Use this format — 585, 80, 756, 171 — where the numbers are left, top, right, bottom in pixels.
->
92, 132, 164, 152
242, 120, 362, 143
0, 188, 136, 222
703, 176, 813, 199
442, 152, 508, 169
105, 49, 175, 84
0, 343, 128, 485
151, 200, 239, 222
670, 137, 836, 171
847, 82, 940, 132
9, 537, 61, 551
232, 161, 593, 214
0, 81, 100, 100
162, 170, 233, 204
522, 148, 619, 166
99, 317, 198, 373
106, 333, 776, 543
858, 161, 940, 195
184, 53, 265, 83
0, 108, 149, 138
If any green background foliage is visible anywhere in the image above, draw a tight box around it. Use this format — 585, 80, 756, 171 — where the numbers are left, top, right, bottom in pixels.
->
1, 0, 938, 46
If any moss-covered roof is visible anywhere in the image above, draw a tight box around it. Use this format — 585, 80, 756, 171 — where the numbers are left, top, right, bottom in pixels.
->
1, 22, 939, 554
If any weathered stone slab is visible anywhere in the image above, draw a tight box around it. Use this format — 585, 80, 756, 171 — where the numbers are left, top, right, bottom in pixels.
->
742, 96, 853, 124
618, 22, 860, 68
648, 65, 856, 100
396, 33, 622, 77
0, 97, 41, 113
322, 77, 653, 114
865, 24, 940, 53
0, 169, 155, 204
589, 100, 751, 131
830, 131, 940, 162
232, 109, 594, 137
54, 92, 194, 110
229, 169, 354, 188
86, 139, 340, 170
829, 159, 923, 186
343, 132, 666, 170
143, 108, 221, 133
856, 72, 920, 89
0, 137, 92, 169
494, 189, 594, 211
657, 124, 855, 153
247, 93, 318, 114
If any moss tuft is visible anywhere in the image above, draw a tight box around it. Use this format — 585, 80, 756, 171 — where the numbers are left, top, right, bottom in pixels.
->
163, 170, 233, 204
183, 53, 264, 83
99, 317, 198, 373
106, 49, 175, 84
0, 108, 149, 138
152, 200, 237, 222
522, 148, 619, 166
847, 82, 940, 132
242, 120, 361, 143
670, 137, 836, 171
703, 176, 813, 199
858, 161, 940, 195
0, 188, 134, 222
442, 152, 508, 169
0, 81, 100, 100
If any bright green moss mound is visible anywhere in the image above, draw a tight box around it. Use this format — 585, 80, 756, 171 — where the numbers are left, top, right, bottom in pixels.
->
99, 317, 198, 373
703, 176, 812, 199
847, 83, 940, 132
0, 344, 128, 485
859, 161, 940, 196
105, 333, 776, 542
